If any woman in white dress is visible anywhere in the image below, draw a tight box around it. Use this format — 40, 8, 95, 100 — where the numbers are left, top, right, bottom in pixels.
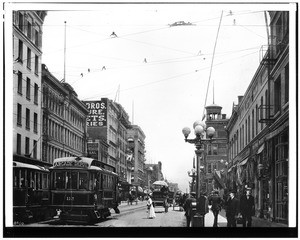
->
147, 196, 156, 219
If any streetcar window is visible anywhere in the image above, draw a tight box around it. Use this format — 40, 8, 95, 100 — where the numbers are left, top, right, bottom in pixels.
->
20, 169, 26, 188
13, 169, 19, 187
66, 171, 78, 189
79, 172, 88, 190
103, 174, 108, 188
89, 172, 94, 191
55, 171, 66, 189
42, 173, 48, 189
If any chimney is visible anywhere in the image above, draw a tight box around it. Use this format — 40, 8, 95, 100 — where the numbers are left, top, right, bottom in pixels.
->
238, 96, 243, 104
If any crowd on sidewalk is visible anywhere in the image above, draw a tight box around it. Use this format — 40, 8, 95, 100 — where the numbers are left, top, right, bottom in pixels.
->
183, 188, 287, 227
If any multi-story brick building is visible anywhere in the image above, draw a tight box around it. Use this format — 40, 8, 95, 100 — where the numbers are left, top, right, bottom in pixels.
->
204, 104, 229, 195
226, 11, 289, 225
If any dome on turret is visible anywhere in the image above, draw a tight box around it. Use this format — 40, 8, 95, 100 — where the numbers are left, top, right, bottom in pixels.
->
205, 103, 226, 120
205, 103, 222, 115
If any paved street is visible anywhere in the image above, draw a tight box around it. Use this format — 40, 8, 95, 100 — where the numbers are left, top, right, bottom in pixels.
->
22, 201, 287, 228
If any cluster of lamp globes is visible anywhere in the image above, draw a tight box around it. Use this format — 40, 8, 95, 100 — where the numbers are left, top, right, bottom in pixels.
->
182, 120, 215, 140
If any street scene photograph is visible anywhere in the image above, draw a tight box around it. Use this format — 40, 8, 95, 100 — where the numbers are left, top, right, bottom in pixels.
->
3, 1, 297, 238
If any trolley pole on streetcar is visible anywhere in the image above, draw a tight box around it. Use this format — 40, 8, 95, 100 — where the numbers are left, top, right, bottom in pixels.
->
182, 121, 215, 227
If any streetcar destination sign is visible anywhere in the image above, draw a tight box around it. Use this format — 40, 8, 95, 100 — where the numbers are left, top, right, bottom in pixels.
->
54, 160, 89, 168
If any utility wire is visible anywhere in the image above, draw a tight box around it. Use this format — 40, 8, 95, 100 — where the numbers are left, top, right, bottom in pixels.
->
202, 11, 223, 120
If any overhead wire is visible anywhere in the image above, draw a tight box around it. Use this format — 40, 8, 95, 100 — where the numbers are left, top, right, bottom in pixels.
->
81, 48, 259, 101
202, 10, 222, 120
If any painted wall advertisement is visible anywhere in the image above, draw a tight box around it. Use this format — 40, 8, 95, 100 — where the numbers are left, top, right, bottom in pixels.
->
84, 99, 107, 127
87, 142, 99, 159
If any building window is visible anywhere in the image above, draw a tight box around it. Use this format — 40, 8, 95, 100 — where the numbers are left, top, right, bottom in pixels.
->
213, 144, 218, 155
26, 77, 31, 100
26, 108, 30, 130
207, 144, 212, 155
18, 12, 24, 31
248, 115, 250, 142
207, 163, 212, 173
274, 75, 281, 113
252, 109, 255, 138
17, 71, 22, 95
17, 134, 21, 154
34, 112, 38, 133
34, 83, 38, 105
35, 55, 39, 75
33, 140, 37, 159
18, 40, 23, 62
245, 120, 248, 145
27, 21, 32, 39
35, 29, 39, 47
25, 137, 30, 155
256, 105, 258, 135
260, 96, 264, 129
27, 47, 31, 69
265, 90, 269, 119
17, 103, 22, 126
285, 64, 289, 104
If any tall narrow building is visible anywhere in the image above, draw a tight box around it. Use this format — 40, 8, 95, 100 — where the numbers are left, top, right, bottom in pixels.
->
13, 11, 47, 167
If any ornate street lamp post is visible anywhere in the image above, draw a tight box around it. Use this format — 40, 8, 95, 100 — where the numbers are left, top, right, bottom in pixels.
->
188, 167, 196, 192
182, 120, 215, 227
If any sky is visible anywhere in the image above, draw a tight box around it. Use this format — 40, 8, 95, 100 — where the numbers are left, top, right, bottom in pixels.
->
8, 2, 291, 192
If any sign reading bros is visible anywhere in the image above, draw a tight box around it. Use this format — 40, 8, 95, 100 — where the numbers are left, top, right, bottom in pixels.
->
84, 99, 107, 127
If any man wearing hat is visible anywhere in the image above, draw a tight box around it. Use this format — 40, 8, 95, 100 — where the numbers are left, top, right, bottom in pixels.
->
208, 190, 223, 227
240, 188, 255, 227
225, 190, 240, 227
183, 192, 196, 227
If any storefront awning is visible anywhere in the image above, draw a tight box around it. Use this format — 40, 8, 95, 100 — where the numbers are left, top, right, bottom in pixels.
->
227, 164, 237, 173
213, 170, 225, 188
239, 158, 249, 166
256, 143, 265, 155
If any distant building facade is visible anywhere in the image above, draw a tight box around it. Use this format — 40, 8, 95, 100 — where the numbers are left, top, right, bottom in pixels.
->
41, 64, 89, 164
127, 125, 146, 188
204, 104, 229, 195
83, 98, 134, 200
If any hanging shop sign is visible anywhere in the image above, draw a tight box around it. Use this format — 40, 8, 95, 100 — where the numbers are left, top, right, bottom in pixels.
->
87, 142, 99, 159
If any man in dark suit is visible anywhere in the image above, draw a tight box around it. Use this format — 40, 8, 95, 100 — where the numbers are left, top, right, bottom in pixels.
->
240, 188, 255, 227
183, 192, 196, 227
208, 190, 223, 227
225, 190, 240, 227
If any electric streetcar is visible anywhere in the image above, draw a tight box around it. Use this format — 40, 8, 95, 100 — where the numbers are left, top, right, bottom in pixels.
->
49, 156, 119, 224
13, 161, 52, 224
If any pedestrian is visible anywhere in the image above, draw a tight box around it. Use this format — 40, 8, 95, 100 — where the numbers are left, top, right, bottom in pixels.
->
208, 190, 223, 227
146, 195, 156, 219
240, 188, 255, 227
225, 190, 240, 227
183, 192, 196, 227
163, 197, 169, 213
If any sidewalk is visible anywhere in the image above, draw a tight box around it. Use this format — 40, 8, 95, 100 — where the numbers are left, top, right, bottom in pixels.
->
218, 209, 287, 227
